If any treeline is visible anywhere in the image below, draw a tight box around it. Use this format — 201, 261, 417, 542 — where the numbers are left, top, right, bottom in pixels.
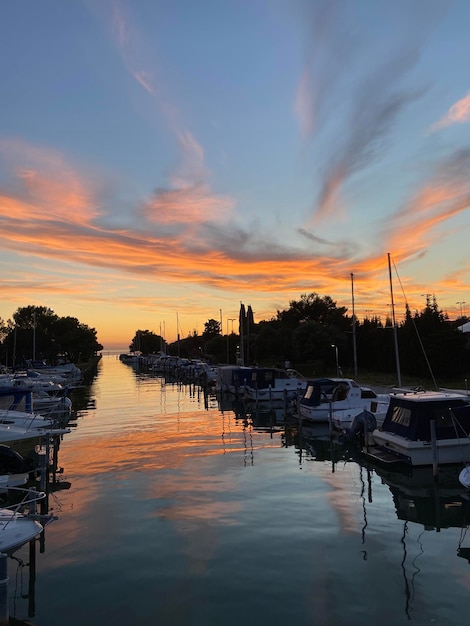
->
129, 293, 470, 382
0, 305, 103, 366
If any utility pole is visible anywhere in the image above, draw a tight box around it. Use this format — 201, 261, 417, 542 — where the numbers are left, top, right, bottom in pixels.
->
32, 310, 36, 361
388, 253, 402, 388
351, 272, 357, 378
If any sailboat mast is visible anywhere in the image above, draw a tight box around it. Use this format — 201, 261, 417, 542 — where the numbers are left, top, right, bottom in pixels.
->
176, 312, 180, 357
388, 253, 402, 387
351, 272, 358, 378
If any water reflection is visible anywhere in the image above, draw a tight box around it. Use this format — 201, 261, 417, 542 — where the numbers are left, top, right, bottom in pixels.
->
14, 355, 470, 626
373, 464, 470, 530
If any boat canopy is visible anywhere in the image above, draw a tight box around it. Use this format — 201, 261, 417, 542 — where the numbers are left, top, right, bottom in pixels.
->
0, 388, 33, 413
381, 396, 470, 441
301, 378, 356, 407
246, 368, 290, 389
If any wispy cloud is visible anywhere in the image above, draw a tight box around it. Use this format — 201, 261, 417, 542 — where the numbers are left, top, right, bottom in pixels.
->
143, 184, 233, 226
101, 0, 235, 238
428, 91, 470, 133
295, 1, 440, 223
0, 139, 101, 225
383, 149, 470, 258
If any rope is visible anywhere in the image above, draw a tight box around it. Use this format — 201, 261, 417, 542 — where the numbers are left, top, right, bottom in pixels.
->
392, 259, 439, 391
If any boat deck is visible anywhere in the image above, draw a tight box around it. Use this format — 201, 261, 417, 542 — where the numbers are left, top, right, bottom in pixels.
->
362, 446, 409, 465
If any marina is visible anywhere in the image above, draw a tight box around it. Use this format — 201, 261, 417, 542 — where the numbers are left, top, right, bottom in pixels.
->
2, 353, 470, 625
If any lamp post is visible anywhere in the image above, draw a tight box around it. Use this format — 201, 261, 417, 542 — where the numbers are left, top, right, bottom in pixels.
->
227, 318, 236, 363
331, 344, 339, 377
32, 310, 36, 361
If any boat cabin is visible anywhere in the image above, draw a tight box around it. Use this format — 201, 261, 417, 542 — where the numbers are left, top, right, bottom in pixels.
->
0, 387, 33, 413
300, 378, 361, 408
215, 366, 253, 394
380, 393, 470, 442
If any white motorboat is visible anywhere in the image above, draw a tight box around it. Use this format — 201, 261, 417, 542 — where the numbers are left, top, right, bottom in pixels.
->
299, 377, 390, 423
242, 367, 306, 402
215, 366, 254, 395
0, 488, 51, 553
367, 390, 470, 466
30, 390, 72, 415
331, 393, 390, 432
0, 509, 43, 552
0, 409, 55, 430
0, 423, 70, 444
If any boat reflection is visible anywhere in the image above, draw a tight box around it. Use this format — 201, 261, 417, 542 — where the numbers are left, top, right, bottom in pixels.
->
283, 419, 364, 469
364, 462, 470, 619
372, 464, 470, 531
217, 395, 293, 433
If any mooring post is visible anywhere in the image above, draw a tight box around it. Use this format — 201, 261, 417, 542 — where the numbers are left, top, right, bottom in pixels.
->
39, 442, 48, 492
430, 419, 439, 480
0, 553, 9, 626
328, 401, 333, 439
363, 412, 369, 452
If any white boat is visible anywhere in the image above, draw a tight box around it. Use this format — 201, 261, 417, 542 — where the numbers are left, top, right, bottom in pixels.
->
298, 377, 390, 423
242, 368, 306, 402
0, 509, 43, 552
0, 423, 70, 444
332, 391, 390, 432
0, 409, 55, 430
0, 374, 66, 394
30, 390, 72, 415
0, 387, 70, 443
215, 366, 253, 395
0, 489, 51, 553
367, 390, 470, 466
0, 385, 68, 428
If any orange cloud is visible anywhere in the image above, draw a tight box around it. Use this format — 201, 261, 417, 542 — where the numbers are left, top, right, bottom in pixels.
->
429, 91, 470, 132
384, 155, 470, 258
143, 184, 233, 225
0, 139, 101, 225
1, 129, 469, 329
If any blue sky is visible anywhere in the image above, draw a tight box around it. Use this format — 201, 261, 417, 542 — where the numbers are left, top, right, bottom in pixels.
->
1, 0, 469, 348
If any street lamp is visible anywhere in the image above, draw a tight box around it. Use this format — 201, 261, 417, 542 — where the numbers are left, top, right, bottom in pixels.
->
32, 310, 36, 361
331, 344, 339, 377
227, 318, 236, 363
457, 301, 466, 318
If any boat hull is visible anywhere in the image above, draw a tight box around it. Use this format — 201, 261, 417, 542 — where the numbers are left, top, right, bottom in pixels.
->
0, 516, 43, 552
372, 430, 470, 466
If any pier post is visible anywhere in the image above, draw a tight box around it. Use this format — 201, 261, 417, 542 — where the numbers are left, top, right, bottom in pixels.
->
0, 553, 9, 626
328, 401, 333, 439
430, 420, 439, 480
39, 439, 49, 492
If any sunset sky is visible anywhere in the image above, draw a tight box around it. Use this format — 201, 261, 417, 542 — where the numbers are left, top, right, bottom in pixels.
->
1, 0, 469, 350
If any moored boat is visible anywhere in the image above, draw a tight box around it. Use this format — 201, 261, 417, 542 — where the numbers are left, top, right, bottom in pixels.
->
366, 390, 470, 466
298, 377, 390, 423
242, 367, 306, 402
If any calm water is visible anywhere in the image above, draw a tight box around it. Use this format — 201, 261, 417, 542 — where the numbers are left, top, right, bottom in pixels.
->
8, 354, 470, 625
